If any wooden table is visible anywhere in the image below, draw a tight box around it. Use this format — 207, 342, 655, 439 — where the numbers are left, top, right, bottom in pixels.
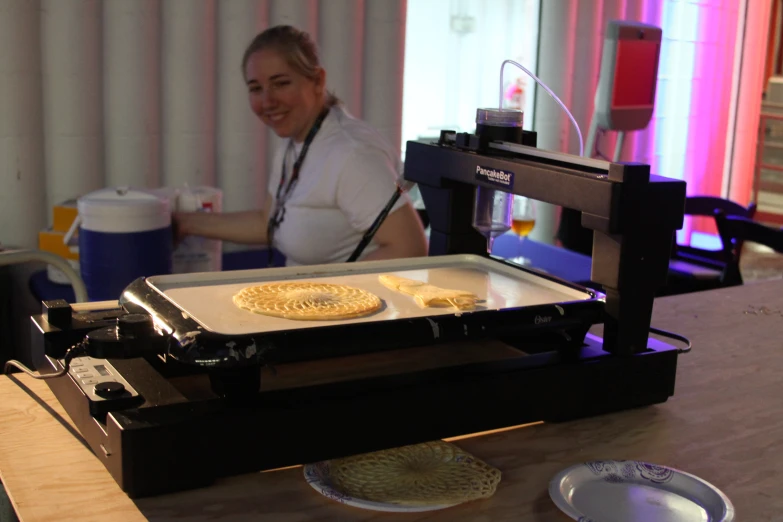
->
2, 281, 783, 521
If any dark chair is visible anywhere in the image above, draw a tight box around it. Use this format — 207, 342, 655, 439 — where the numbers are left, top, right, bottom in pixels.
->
662, 196, 757, 295
674, 196, 757, 264
715, 212, 783, 286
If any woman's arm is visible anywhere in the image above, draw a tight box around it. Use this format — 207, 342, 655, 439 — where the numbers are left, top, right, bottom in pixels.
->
361, 202, 428, 261
174, 194, 272, 245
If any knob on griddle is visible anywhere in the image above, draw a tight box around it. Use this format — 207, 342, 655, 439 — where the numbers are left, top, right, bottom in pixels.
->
83, 312, 167, 359
94, 381, 126, 398
117, 313, 155, 339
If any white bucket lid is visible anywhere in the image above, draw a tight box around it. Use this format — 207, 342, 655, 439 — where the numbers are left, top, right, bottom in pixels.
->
78, 187, 171, 233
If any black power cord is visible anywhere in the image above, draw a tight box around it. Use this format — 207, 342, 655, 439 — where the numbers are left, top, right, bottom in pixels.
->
649, 326, 692, 354
3, 341, 88, 380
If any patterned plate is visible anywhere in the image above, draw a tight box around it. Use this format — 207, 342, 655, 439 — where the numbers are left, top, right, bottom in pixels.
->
303, 461, 459, 513
549, 460, 734, 522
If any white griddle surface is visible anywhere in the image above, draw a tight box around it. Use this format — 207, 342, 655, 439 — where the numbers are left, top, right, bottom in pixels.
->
145, 255, 595, 336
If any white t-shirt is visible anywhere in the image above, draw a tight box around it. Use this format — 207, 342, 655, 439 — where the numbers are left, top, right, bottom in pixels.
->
267, 105, 409, 266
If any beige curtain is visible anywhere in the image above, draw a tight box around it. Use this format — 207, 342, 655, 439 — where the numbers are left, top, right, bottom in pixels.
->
0, 0, 407, 250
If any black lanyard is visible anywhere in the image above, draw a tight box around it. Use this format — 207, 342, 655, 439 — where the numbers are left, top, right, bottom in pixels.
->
266, 107, 330, 266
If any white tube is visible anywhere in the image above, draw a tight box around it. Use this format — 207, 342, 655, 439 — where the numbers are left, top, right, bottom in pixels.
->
721, 0, 747, 199
500, 59, 584, 157
584, 110, 599, 159
217, 0, 268, 214
161, 0, 217, 188
103, 0, 162, 189
0, 250, 88, 303
613, 131, 626, 162
0, 0, 46, 249
571, 0, 604, 158
532, 0, 577, 245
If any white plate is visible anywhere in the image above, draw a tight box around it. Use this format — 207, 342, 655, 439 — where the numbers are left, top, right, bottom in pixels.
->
549, 460, 735, 522
303, 462, 459, 513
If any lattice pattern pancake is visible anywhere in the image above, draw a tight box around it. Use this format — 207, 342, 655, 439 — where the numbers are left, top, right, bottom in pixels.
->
327, 440, 501, 506
233, 281, 382, 321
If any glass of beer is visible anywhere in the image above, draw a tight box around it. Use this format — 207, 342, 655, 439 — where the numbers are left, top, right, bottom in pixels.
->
510, 196, 535, 265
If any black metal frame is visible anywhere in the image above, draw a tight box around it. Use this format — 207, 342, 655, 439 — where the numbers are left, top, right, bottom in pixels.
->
34, 310, 679, 498
26, 129, 689, 499
404, 133, 686, 355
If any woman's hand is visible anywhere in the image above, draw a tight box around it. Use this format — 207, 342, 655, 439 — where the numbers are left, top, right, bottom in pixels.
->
171, 212, 192, 247
169, 194, 273, 245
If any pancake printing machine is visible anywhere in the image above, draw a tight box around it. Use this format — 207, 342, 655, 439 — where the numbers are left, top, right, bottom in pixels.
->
27, 117, 689, 498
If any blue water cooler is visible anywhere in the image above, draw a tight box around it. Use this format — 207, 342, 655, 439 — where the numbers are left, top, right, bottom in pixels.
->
77, 187, 173, 302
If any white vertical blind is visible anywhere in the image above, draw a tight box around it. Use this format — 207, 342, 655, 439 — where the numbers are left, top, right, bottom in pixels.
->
216, 0, 268, 214
0, 0, 46, 248
727, 0, 772, 207
363, 0, 407, 149
270, 0, 318, 36
320, 0, 365, 119
0, 0, 407, 250
161, 0, 217, 189
41, 0, 103, 216
103, 0, 162, 189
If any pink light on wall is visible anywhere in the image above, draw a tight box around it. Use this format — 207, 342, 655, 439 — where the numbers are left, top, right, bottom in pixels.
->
654, 0, 742, 244
683, 0, 741, 238
729, 0, 773, 208
538, 0, 756, 245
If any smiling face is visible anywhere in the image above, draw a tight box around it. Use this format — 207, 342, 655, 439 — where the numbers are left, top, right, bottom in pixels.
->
245, 49, 326, 142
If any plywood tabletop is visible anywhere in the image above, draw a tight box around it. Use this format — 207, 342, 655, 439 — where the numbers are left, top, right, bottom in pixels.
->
2, 280, 783, 521
0, 375, 147, 522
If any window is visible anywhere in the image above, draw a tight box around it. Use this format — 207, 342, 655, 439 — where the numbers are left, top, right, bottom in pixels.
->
402, 0, 541, 156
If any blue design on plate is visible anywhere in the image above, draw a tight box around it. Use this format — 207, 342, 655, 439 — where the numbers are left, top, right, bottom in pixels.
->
636, 462, 675, 484
304, 462, 327, 482
584, 460, 675, 485
621, 461, 637, 480
585, 460, 615, 476
304, 462, 354, 505
321, 487, 353, 504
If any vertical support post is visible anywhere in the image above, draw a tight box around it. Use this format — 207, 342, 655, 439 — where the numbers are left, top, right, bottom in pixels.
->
591, 162, 675, 355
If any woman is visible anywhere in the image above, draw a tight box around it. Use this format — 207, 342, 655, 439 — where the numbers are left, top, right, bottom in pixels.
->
174, 25, 427, 266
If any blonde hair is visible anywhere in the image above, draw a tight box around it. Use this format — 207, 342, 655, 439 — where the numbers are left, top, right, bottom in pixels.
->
242, 25, 339, 107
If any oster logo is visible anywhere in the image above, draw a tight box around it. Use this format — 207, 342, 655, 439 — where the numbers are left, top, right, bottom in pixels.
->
475, 165, 514, 190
